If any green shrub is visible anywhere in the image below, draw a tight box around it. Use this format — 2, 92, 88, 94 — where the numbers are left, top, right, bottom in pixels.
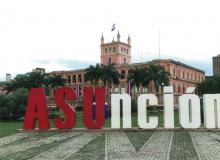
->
0, 88, 28, 121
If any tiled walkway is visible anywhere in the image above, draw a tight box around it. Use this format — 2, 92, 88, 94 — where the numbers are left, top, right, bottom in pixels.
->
0, 131, 220, 160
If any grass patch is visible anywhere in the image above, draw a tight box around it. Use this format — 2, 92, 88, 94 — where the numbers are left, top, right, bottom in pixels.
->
0, 110, 181, 138
0, 121, 23, 138
66, 134, 105, 160
125, 131, 154, 151
0, 133, 79, 160
170, 132, 199, 160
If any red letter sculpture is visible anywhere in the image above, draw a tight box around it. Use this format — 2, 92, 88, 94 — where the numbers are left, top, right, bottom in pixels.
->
23, 88, 50, 130
54, 87, 76, 129
83, 87, 105, 129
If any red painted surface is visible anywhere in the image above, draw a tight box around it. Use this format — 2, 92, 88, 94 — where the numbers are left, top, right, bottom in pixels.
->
54, 87, 76, 129
23, 88, 50, 130
83, 87, 105, 129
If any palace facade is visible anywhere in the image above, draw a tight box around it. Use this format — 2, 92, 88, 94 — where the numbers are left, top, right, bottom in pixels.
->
49, 32, 205, 107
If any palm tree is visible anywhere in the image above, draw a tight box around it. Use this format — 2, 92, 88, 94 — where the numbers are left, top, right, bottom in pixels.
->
4, 72, 65, 94
4, 82, 16, 94
45, 75, 66, 96
4, 72, 46, 92
84, 63, 103, 86
147, 64, 170, 93
127, 67, 155, 95
140, 68, 152, 93
127, 68, 145, 95
25, 72, 46, 89
46, 75, 65, 89
101, 63, 120, 104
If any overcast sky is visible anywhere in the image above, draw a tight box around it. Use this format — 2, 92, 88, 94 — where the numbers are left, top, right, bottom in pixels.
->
0, 0, 220, 80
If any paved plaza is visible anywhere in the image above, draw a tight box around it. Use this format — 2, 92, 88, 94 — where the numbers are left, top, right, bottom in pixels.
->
0, 130, 220, 160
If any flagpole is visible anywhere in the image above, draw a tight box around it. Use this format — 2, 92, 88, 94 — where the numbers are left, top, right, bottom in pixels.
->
158, 30, 161, 60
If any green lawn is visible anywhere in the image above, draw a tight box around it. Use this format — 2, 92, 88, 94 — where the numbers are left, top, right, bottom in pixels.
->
0, 110, 181, 138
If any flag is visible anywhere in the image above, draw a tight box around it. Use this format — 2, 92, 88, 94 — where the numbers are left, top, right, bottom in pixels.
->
76, 83, 80, 98
111, 24, 115, 31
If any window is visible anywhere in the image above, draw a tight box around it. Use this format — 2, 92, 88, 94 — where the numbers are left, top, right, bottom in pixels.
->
109, 47, 111, 52
178, 85, 181, 93
121, 47, 123, 52
105, 48, 108, 53
173, 69, 176, 77
173, 84, 176, 92
124, 58, 126, 64
121, 70, 126, 79
108, 57, 112, 64
67, 75, 71, 83
72, 75, 76, 83
178, 70, 180, 77
113, 47, 116, 52
78, 75, 82, 83
183, 86, 185, 93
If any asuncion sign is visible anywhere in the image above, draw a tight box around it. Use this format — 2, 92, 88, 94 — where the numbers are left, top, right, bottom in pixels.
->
22, 86, 220, 130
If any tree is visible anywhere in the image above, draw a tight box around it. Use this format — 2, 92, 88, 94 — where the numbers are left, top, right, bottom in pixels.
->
198, 75, 220, 94
46, 75, 65, 88
127, 68, 145, 95
0, 88, 28, 120
4, 72, 65, 94
84, 63, 103, 86
101, 63, 120, 103
147, 64, 170, 93
140, 68, 152, 92
84, 63, 120, 103
127, 68, 151, 113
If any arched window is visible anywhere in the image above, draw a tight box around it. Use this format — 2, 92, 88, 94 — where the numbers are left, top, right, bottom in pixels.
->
121, 70, 126, 79
67, 75, 71, 84
78, 75, 82, 83
72, 75, 76, 83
